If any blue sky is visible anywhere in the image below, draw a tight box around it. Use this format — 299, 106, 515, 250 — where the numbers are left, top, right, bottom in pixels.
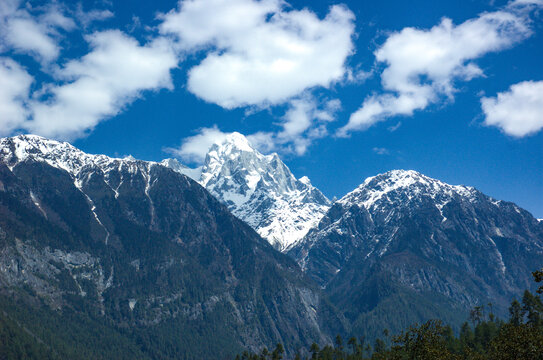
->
1, 0, 542, 217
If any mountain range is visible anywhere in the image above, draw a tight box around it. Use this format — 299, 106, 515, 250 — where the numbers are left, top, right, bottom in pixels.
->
0, 133, 542, 358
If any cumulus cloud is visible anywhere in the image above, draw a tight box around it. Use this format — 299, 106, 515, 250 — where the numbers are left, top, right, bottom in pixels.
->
27, 31, 178, 139
0, 58, 33, 136
0, 1, 179, 140
481, 80, 543, 137
160, 0, 355, 108
338, 3, 540, 136
0, 0, 75, 63
0, 0, 352, 148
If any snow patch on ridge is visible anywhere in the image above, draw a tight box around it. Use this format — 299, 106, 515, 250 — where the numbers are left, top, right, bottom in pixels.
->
29, 191, 47, 218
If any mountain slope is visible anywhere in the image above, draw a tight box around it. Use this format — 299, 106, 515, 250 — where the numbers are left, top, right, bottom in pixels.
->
0, 135, 345, 358
163, 133, 331, 251
289, 170, 543, 338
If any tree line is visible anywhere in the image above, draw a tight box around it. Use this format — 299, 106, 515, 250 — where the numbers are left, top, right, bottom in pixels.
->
236, 270, 543, 360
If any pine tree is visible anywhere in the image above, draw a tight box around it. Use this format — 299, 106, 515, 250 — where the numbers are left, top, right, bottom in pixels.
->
469, 306, 483, 326
374, 338, 386, 354
522, 290, 543, 328
347, 336, 358, 355
271, 343, 284, 360
460, 322, 474, 349
310, 342, 319, 360
509, 299, 523, 326
533, 269, 543, 294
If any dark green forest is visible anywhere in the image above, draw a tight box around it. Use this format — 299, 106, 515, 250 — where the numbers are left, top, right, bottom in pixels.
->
1, 259, 542, 360
1, 271, 543, 359
236, 270, 543, 360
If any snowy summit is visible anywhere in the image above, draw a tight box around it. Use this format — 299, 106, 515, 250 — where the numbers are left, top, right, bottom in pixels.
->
163, 132, 331, 251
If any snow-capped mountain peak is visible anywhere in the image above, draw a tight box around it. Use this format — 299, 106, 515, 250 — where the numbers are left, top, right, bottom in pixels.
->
1, 135, 113, 174
289, 168, 543, 310
340, 169, 477, 211
200, 132, 284, 191
215, 131, 254, 153
0, 134, 180, 245
0, 134, 148, 177
164, 132, 331, 251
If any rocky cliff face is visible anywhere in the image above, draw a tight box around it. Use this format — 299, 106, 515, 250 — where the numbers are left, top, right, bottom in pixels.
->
163, 132, 331, 251
0, 135, 344, 358
289, 170, 543, 336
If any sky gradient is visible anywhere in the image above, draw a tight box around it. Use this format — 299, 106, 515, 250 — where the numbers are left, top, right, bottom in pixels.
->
1, 0, 542, 217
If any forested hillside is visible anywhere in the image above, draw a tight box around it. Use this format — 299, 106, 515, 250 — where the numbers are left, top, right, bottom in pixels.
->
236, 270, 543, 360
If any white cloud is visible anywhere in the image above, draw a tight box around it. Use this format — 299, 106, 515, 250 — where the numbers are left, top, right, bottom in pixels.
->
482, 80, 543, 137
0, 0, 75, 63
0, 0, 352, 144
237, 96, 340, 156
0, 2, 180, 141
281, 98, 316, 139
75, 4, 114, 28
510, 0, 543, 6
338, 4, 539, 136
5, 17, 60, 61
245, 131, 277, 154
388, 121, 402, 132
160, 0, 355, 108
0, 57, 33, 136
40, 3, 76, 31
372, 147, 390, 155
27, 31, 178, 140
275, 96, 340, 154
165, 126, 230, 163
0, 0, 350, 150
